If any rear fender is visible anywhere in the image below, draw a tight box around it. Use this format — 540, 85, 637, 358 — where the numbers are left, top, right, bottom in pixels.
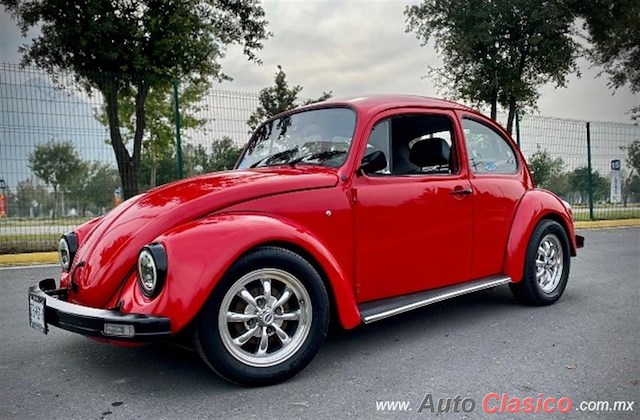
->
504, 189, 577, 283
115, 213, 361, 334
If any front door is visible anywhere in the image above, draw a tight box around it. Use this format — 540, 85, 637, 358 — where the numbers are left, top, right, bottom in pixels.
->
353, 110, 474, 303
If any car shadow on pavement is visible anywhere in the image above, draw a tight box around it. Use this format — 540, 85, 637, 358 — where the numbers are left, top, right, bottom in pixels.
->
51, 284, 557, 390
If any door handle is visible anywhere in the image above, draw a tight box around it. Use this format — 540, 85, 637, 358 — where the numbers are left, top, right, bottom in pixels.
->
451, 188, 473, 196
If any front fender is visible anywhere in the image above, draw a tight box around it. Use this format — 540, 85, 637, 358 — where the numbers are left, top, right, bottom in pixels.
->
115, 213, 361, 334
504, 189, 577, 283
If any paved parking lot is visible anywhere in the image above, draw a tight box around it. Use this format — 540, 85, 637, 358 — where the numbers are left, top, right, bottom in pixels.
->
1, 227, 638, 419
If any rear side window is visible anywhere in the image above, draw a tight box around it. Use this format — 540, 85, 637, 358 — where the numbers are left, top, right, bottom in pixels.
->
462, 119, 517, 174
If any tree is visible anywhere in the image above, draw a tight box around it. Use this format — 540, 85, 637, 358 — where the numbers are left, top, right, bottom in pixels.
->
14, 179, 51, 218
620, 140, 640, 205
570, 0, 640, 120
248, 65, 332, 132
405, 0, 579, 133
568, 166, 609, 204
96, 79, 209, 188
183, 138, 243, 177
67, 162, 119, 216
209, 137, 244, 172
4, 0, 270, 199
28, 140, 85, 219
527, 145, 565, 188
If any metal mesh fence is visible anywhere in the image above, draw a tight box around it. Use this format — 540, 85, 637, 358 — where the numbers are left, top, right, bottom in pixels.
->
1, 63, 639, 252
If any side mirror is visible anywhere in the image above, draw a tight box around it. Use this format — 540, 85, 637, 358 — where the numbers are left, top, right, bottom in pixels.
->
358, 150, 388, 175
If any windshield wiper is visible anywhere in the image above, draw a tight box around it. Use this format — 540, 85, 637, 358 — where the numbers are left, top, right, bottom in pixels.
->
249, 147, 299, 168
287, 150, 347, 166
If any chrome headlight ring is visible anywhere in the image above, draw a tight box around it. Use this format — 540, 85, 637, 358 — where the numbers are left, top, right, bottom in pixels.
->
59, 232, 78, 272
137, 243, 168, 298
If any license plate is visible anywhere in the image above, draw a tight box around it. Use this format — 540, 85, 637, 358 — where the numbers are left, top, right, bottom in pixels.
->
29, 293, 47, 334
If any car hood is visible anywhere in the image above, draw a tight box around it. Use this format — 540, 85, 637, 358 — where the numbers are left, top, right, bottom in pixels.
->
69, 167, 339, 307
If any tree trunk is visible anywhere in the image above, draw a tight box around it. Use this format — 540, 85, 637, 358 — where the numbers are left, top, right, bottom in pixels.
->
490, 85, 498, 121
150, 147, 157, 188
103, 78, 148, 199
132, 80, 149, 185
52, 185, 58, 220
506, 94, 517, 135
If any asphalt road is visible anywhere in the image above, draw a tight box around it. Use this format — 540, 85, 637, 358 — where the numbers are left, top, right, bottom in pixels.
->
1, 228, 638, 419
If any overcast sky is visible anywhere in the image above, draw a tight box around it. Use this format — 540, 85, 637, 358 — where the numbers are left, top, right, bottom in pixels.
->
1, 0, 638, 123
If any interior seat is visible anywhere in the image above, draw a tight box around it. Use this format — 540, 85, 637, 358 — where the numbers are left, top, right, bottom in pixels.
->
408, 138, 451, 173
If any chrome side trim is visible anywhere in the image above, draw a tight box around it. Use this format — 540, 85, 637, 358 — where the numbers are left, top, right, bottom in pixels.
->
360, 276, 512, 324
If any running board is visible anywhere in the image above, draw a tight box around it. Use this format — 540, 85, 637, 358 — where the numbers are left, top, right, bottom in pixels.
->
359, 276, 512, 324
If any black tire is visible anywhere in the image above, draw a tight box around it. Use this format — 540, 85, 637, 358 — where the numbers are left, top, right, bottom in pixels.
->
510, 219, 570, 306
194, 246, 330, 386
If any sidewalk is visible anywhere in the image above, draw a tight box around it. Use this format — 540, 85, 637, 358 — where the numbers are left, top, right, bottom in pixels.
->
1, 219, 638, 266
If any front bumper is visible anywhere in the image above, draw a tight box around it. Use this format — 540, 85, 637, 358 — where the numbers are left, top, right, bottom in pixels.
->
28, 278, 171, 342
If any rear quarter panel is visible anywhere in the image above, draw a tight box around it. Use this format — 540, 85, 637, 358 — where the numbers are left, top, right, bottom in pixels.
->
504, 189, 577, 283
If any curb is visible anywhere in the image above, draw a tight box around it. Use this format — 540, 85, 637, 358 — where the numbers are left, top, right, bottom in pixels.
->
574, 218, 640, 229
0, 252, 58, 267
1, 219, 638, 267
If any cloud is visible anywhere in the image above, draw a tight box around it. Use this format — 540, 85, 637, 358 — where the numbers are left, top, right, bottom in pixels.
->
217, 0, 637, 123
0, 1, 637, 123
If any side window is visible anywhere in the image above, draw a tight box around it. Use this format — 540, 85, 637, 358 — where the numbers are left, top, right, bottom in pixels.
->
462, 119, 517, 174
364, 114, 457, 176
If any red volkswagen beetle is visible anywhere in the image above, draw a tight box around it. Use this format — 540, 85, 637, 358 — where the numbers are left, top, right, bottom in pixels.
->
29, 95, 583, 385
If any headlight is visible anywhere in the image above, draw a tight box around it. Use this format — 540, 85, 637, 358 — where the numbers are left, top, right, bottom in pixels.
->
58, 232, 78, 272
137, 243, 167, 298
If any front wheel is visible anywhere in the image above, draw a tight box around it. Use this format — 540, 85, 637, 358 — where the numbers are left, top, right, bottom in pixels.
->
194, 247, 330, 386
510, 219, 571, 306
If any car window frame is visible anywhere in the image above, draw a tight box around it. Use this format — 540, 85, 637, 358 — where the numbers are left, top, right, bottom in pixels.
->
461, 116, 520, 176
361, 110, 463, 179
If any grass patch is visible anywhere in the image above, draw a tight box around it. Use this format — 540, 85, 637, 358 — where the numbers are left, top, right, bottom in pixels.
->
0, 234, 58, 254
573, 208, 640, 221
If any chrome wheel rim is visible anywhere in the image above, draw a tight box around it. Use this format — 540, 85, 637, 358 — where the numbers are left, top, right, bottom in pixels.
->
218, 268, 312, 367
536, 234, 564, 293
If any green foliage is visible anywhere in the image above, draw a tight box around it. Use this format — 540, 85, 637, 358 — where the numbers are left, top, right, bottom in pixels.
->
67, 162, 119, 216
620, 140, 640, 205
571, 0, 639, 119
27, 140, 85, 218
568, 166, 609, 203
139, 138, 243, 189
208, 137, 244, 172
622, 140, 640, 175
248, 65, 332, 132
96, 79, 209, 188
527, 145, 565, 187
183, 138, 243, 176
14, 179, 52, 218
405, 0, 579, 133
3, 0, 271, 198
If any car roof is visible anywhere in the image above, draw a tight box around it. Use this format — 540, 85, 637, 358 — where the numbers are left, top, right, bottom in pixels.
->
317, 94, 474, 114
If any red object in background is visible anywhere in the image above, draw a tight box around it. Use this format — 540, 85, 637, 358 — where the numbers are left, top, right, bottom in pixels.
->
28, 95, 583, 386
0, 193, 7, 217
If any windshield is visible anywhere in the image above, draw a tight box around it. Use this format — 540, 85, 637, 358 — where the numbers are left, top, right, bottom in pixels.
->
237, 107, 356, 169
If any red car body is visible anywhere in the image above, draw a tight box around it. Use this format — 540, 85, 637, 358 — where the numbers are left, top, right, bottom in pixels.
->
30, 95, 583, 384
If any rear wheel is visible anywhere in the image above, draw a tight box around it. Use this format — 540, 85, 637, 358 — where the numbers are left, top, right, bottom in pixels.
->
194, 247, 330, 386
510, 219, 570, 306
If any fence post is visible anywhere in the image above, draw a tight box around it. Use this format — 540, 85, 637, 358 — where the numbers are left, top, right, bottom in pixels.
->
515, 109, 521, 148
173, 79, 184, 179
586, 122, 594, 220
